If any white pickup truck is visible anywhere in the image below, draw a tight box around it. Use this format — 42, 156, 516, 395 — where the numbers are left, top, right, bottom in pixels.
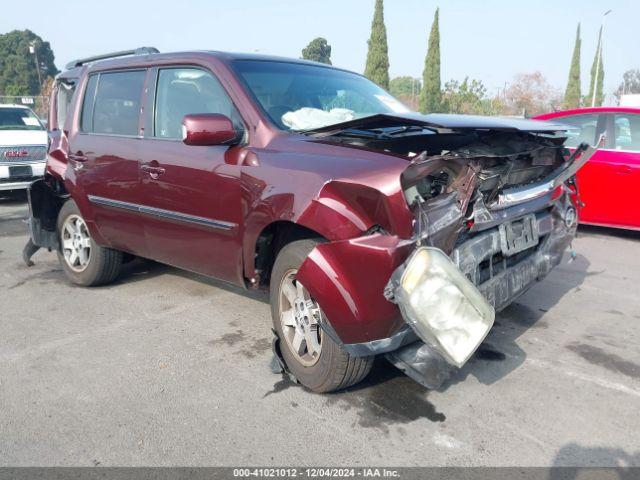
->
0, 104, 48, 191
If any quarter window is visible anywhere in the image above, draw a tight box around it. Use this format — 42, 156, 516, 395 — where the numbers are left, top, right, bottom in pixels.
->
56, 80, 76, 129
154, 68, 240, 139
81, 70, 145, 136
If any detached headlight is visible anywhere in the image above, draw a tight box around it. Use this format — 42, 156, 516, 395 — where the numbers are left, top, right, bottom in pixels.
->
390, 247, 495, 368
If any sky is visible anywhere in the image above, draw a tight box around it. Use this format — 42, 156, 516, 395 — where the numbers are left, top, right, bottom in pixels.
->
1, 0, 637, 101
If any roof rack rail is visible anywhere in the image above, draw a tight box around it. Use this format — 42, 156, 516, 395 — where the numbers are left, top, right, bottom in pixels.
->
65, 47, 159, 70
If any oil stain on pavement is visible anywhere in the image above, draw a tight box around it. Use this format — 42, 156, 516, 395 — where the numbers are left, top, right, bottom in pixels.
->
6, 268, 63, 290
241, 338, 271, 358
329, 360, 446, 431
567, 342, 640, 379
209, 330, 245, 347
264, 359, 446, 432
209, 330, 272, 359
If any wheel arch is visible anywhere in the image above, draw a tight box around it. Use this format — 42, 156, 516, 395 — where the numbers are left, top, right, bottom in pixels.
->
248, 220, 325, 286
242, 178, 413, 283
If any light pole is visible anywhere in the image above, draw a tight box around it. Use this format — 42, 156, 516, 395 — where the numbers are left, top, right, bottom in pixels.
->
29, 40, 43, 96
591, 9, 612, 107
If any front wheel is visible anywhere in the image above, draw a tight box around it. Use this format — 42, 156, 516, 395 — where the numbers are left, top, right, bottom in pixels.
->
269, 239, 373, 393
56, 200, 123, 286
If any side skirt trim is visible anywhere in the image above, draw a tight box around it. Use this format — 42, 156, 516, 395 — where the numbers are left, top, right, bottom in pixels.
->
87, 195, 236, 231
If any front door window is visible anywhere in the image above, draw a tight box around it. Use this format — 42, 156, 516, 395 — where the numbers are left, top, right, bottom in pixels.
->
153, 68, 241, 139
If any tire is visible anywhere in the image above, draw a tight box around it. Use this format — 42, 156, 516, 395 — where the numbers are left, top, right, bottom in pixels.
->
270, 239, 373, 393
56, 200, 123, 286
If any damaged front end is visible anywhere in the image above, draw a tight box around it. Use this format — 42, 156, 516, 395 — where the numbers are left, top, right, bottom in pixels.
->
385, 134, 594, 389
303, 115, 594, 389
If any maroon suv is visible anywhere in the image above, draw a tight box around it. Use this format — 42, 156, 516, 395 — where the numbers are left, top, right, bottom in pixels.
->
25, 48, 593, 392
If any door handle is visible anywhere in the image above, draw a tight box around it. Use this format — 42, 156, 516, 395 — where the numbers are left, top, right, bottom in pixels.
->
615, 165, 632, 175
140, 163, 166, 179
68, 151, 88, 162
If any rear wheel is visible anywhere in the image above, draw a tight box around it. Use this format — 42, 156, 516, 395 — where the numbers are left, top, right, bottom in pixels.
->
270, 239, 373, 393
57, 200, 123, 286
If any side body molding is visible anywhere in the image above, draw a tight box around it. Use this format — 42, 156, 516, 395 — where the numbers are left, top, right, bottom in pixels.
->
295, 233, 414, 345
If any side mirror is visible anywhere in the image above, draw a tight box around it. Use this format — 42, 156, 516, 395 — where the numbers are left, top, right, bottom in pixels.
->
182, 113, 240, 146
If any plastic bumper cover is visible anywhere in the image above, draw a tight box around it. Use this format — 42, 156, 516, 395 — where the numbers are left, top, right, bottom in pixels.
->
383, 202, 576, 389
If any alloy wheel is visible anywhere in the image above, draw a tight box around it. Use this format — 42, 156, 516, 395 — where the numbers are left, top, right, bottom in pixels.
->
278, 269, 323, 367
61, 214, 92, 272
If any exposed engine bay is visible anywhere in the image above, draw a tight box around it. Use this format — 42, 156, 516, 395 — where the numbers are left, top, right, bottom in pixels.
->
305, 114, 591, 253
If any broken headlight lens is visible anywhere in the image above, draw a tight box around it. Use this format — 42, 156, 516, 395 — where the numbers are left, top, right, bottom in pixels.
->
394, 247, 495, 368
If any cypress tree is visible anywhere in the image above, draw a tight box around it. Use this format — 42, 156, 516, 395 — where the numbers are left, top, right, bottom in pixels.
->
564, 23, 582, 109
586, 27, 604, 106
364, 0, 390, 90
419, 8, 441, 113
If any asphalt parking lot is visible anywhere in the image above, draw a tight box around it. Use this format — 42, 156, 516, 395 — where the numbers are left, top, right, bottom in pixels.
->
1, 191, 639, 467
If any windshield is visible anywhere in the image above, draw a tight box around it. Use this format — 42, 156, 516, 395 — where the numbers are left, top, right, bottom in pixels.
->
0, 107, 44, 131
233, 60, 410, 131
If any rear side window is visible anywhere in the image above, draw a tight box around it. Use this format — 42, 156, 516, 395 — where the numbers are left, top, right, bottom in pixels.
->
613, 114, 640, 152
81, 70, 145, 136
80, 75, 98, 132
554, 113, 601, 148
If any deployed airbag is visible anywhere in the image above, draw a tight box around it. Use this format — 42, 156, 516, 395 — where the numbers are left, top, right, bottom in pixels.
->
282, 107, 355, 131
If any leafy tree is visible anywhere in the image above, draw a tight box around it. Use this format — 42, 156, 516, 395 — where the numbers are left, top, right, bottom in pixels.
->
301, 37, 332, 65
0, 30, 58, 96
563, 23, 582, 109
419, 8, 442, 113
502, 72, 562, 116
586, 26, 604, 107
389, 76, 421, 110
614, 69, 640, 103
364, 0, 390, 90
441, 77, 499, 115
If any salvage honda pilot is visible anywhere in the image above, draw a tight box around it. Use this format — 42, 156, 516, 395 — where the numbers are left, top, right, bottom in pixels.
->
25, 48, 594, 392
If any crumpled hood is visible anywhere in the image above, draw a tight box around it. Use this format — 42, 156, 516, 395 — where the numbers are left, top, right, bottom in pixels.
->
0, 130, 48, 147
304, 112, 572, 135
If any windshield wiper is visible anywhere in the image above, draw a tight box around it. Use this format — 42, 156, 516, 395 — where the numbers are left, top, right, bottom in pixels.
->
303, 124, 430, 140
382, 125, 430, 136
302, 127, 382, 139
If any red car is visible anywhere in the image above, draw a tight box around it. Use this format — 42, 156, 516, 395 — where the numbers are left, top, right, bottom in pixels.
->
25, 48, 591, 393
535, 107, 640, 230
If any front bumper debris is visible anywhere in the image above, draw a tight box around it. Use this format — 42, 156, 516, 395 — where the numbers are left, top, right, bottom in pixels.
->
386, 342, 455, 390
384, 196, 577, 389
386, 246, 495, 368
452, 208, 575, 312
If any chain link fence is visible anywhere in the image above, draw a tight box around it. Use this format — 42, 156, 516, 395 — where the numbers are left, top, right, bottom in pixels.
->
0, 96, 49, 120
